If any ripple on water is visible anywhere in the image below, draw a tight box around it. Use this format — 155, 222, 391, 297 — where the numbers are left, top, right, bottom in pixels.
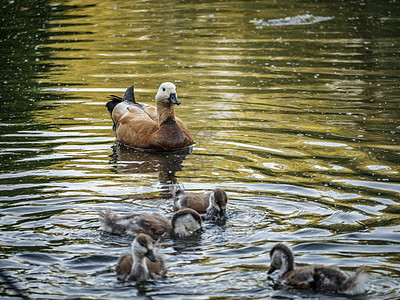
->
1, 0, 400, 298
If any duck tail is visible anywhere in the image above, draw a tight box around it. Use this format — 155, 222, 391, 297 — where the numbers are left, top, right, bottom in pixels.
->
170, 183, 186, 211
105, 85, 136, 115
106, 95, 123, 115
343, 268, 368, 295
170, 183, 185, 199
122, 85, 136, 104
98, 209, 119, 233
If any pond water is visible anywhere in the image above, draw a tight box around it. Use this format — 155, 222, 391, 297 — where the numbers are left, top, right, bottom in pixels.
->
1, 0, 400, 299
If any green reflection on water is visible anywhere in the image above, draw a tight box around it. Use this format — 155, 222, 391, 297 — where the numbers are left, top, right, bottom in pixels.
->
0, 0, 400, 297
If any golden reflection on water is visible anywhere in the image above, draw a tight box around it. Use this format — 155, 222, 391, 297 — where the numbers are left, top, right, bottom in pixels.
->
37, 0, 400, 222
1, 0, 399, 298
35, 0, 400, 207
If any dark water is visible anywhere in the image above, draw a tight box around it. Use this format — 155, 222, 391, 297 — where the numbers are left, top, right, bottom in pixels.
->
1, 0, 399, 299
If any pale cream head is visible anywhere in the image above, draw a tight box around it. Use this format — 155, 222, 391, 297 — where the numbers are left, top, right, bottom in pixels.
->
156, 82, 180, 105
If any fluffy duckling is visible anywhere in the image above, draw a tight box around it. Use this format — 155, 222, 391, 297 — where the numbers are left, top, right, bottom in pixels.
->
268, 243, 368, 295
99, 208, 202, 238
171, 184, 228, 220
116, 233, 167, 282
107, 82, 195, 150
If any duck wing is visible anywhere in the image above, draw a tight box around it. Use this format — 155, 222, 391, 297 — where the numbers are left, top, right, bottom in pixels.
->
114, 114, 159, 149
184, 194, 209, 214
312, 266, 349, 293
144, 214, 173, 237
116, 253, 133, 281
147, 253, 168, 278
283, 266, 316, 289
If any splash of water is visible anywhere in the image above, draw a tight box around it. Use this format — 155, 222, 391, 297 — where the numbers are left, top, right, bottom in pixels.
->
252, 14, 334, 26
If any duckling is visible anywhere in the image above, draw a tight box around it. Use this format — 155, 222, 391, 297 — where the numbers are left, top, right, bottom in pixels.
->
171, 184, 228, 220
116, 233, 167, 282
107, 82, 195, 150
268, 243, 368, 295
99, 208, 202, 238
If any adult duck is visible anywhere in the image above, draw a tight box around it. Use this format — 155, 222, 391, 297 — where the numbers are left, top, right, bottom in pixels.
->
268, 243, 368, 295
106, 82, 195, 150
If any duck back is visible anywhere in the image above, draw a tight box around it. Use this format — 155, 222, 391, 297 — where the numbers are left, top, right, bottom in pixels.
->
99, 210, 173, 238
175, 193, 209, 213
283, 266, 316, 290
313, 267, 367, 295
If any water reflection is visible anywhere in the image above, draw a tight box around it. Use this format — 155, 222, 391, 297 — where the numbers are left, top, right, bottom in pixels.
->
0, 1, 51, 122
1, 0, 400, 298
110, 144, 192, 184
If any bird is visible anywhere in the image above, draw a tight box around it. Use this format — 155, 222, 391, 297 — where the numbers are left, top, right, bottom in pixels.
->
171, 184, 228, 220
116, 233, 167, 282
106, 85, 157, 123
106, 82, 195, 150
99, 208, 202, 238
268, 243, 368, 295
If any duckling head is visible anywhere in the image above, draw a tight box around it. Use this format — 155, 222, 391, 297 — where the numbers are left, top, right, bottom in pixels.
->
268, 243, 294, 277
132, 234, 157, 263
156, 82, 180, 105
171, 208, 202, 237
205, 188, 228, 220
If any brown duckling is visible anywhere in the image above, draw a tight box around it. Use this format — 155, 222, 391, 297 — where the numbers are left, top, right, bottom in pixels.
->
172, 184, 228, 220
107, 82, 195, 150
99, 208, 202, 238
116, 233, 167, 282
268, 243, 368, 295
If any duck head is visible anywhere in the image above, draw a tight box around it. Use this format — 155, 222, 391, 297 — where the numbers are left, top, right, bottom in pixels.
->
171, 208, 202, 237
156, 82, 180, 105
268, 243, 294, 277
132, 234, 157, 262
205, 188, 228, 220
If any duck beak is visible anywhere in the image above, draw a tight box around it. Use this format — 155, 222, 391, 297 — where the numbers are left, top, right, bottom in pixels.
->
146, 249, 157, 263
267, 266, 276, 274
168, 93, 180, 105
219, 209, 227, 220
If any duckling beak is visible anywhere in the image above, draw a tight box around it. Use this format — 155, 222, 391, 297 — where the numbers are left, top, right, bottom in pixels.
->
267, 266, 276, 274
146, 249, 157, 263
168, 93, 180, 105
219, 209, 227, 220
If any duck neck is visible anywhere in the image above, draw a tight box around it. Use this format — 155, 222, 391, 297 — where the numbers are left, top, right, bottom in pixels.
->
131, 254, 149, 280
206, 193, 218, 218
279, 252, 294, 278
157, 102, 175, 125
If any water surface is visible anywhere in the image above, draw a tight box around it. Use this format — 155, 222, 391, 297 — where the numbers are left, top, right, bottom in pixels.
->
1, 0, 399, 299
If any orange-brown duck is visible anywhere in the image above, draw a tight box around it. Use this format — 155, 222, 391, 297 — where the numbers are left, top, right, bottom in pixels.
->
106, 82, 194, 150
